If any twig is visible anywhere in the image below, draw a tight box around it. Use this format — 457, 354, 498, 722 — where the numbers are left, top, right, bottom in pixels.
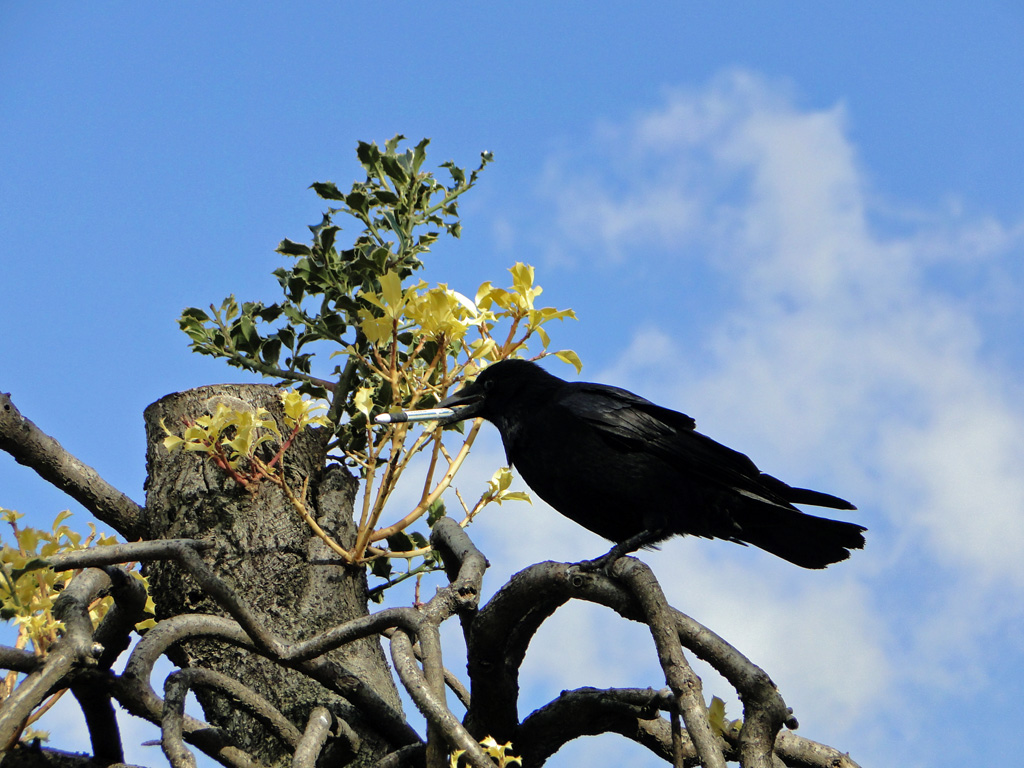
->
368, 419, 483, 544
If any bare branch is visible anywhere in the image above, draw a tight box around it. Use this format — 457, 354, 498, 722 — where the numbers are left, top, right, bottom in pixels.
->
0, 393, 143, 539
91, 566, 152, 669
0, 744, 149, 768
464, 562, 567, 741
71, 673, 124, 763
115, 615, 294, 768
517, 686, 689, 766
381, 627, 472, 711
464, 557, 798, 767
423, 516, 489, 624
162, 667, 303, 768
612, 558, 726, 768
0, 568, 110, 750
42, 538, 214, 572
292, 707, 335, 768
389, 630, 494, 768
553, 563, 795, 732
118, 612, 420, 755
374, 743, 427, 768
772, 732, 863, 768
0, 647, 38, 674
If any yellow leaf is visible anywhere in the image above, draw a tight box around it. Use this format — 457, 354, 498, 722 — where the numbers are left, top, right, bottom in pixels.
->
510, 263, 534, 297
708, 696, 727, 734
475, 281, 495, 309
378, 270, 404, 313
358, 310, 394, 346
554, 349, 583, 374
225, 436, 252, 457
1, 508, 24, 524
17, 528, 40, 554
499, 491, 531, 504
354, 386, 375, 419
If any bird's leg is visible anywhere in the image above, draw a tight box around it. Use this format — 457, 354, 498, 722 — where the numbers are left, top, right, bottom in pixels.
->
578, 528, 664, 573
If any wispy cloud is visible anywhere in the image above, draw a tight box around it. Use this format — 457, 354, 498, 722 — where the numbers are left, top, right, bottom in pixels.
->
516, 69, 1024, 766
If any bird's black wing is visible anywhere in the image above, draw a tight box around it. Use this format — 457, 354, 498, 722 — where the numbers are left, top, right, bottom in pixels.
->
560, 384, 840, 510
559, 383, 696, 442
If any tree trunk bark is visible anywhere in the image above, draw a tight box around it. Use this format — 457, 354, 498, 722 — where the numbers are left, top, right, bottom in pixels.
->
142, 384, 403, 767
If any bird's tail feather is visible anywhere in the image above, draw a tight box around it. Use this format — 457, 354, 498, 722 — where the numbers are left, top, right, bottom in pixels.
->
758, 473, 858, 510
730, 505, 866, 569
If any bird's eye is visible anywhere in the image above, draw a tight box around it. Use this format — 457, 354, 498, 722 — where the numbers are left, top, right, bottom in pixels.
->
483, 379, 495, 392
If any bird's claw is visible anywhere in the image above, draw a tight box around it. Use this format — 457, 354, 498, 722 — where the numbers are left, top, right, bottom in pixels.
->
574, 554, 615, 574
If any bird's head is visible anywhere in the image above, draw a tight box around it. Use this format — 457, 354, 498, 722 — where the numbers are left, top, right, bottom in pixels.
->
436, 359, 558, 424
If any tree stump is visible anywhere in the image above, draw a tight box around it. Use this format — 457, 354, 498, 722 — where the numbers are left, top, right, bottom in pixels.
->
142, 384, 403, 767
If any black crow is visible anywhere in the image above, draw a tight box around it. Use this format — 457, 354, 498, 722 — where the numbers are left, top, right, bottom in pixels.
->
435, 358, 866, 568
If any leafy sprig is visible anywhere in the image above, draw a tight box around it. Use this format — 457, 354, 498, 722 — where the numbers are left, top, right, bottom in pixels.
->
174, 137, 580, 591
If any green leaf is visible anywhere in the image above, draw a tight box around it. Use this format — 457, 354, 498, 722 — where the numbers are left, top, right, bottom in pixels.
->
345, 191, 369, 215
386, 531, 415, 553
412, 138, 429, 172
427, 499, 447, 526
380, 154, 408, 185
310, 181, 345, 201
370, 557, 392, 580
442, 161, 465, 186
356, 141, 381, 170
261, 338, 282, 366
276, 239, 313, 257
180, 307, 211, 322
317, 226, 340, 254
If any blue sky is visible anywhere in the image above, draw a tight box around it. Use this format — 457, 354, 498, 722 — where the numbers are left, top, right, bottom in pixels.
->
3, 4, 1024, 766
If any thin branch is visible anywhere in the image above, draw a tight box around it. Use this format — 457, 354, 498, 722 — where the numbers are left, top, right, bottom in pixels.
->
0, 647, 38, 674
118, 612, 420, 753
771, 731, 863, 768
389, 630, 493, 768
0, 568, 110, 750
162, 667, 303, 768
612, 558, 726, 768
277, 472, 354, 563
0, 393, 143, 539
381, 628, 472, 711
71, 673, 124, 763
368, 419, 484, 544
517, 687, 688, 766
292, 707, 335, 768
40, 538, 214, 572
374, 743, 427, 768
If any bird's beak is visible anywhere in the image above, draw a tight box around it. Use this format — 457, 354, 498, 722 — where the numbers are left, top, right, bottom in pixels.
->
435, 382, 485, 423
372, 381, 484, 426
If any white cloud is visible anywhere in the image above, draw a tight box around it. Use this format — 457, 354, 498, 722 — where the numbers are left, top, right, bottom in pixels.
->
542, 69, 1024, 588
525, 69, 1024, 766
